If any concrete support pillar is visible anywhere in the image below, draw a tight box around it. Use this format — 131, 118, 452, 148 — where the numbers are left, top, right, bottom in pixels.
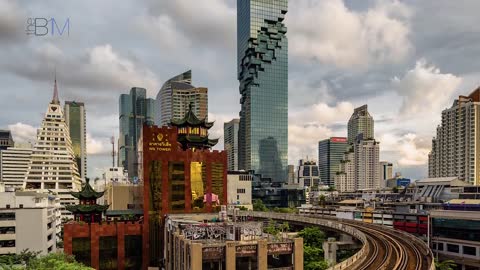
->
294, 238, 304, 270
257, 239, 268, 270
190, 243, 203, 270
323, 237, 338, 265
226, 242, 236, 270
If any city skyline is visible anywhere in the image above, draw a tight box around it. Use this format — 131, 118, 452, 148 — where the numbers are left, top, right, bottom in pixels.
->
1, 1, 480, 180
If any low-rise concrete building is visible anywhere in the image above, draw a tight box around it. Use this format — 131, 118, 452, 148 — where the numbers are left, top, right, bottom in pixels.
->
0, 190, 60, 255
164, 213, 303, 270
227, 171, 252, 210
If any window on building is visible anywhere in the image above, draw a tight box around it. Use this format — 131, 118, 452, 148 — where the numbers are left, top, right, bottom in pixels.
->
124, 235, 142, 270
72, 237, 91, 267
0, 213, 15, 220
447, 244, 459, 253
0, 240, 15, 247
463, 245, 476, 256
99, 236, 117, 270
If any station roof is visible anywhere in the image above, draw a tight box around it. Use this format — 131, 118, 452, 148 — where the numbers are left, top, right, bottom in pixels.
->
415, 177, 470, 187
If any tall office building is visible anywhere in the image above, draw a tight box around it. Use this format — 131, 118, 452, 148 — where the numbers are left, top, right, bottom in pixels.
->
318, 137, 348, 186
224, 119, 240, 171
118, 87, 156, 181
354, 139, 381, 190
237, 0, 288, 182
380, 161, 393, 181
24, 78, 82, 219
347, 105, 374, 144
0, 143, 33, 189
297, 159, 320, 188
335, 105, 380, 191
428, 88, 480, 185
156, 70, 209, 126
334, 150, 355, 192
0, 130, 14, 150
64, 101, 87, 179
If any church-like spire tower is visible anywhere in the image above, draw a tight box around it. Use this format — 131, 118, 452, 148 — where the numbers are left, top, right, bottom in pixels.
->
24, 75, 82, 220
52, 71, 59, 104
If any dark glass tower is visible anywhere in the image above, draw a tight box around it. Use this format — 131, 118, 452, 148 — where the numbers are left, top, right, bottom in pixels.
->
118, 87, 156, 181
237, 0, 288, 182
64, 101, 87, 179
318, 137, 348, 187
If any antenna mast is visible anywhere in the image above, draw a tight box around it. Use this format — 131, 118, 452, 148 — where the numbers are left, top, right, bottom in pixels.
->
111, 136, 115, 168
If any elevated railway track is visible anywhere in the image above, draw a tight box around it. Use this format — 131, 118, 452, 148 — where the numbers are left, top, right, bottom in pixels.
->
236, 211, 434, 270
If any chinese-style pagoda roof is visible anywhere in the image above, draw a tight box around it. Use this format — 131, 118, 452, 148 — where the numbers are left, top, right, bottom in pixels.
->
170, 103, 214, 128
65, 204, 109, 213
178, 135, 219, 148
70, 178, 105, 200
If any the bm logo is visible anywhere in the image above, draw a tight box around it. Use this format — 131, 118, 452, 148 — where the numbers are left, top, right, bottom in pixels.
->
26, 18, 70, 36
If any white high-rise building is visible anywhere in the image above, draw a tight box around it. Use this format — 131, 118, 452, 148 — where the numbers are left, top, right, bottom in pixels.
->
24, 78, 82, 220
335, 105, 381, 191
334, 150, 355, 192
224, 119, 240, 171
380, 161, 393, 182
355, 139, 381, 190
0, 143, 33, 189
156, 70, 210, 127
347, 105, 374, 144
429, 88, 480, 185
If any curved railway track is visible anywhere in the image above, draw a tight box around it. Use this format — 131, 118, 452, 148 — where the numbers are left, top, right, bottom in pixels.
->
238, 212, 433, 270
334, 219, 429, 270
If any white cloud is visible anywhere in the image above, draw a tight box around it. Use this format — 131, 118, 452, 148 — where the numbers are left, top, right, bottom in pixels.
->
86, 133, 110, 155
288, 101, 354, 164
378, 132, 430, 166
3, 43, 160, 96
289, 0, 412, 69
8, 122, 37, 144
392, 59, 462, 115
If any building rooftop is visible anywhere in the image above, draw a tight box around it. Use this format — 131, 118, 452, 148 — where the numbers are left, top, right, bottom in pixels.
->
415, 177, 470, 186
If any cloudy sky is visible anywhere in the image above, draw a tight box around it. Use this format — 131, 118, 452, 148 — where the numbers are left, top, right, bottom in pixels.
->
1, 0, 479, 179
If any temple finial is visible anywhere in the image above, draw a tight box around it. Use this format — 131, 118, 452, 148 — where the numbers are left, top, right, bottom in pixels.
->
52, 69, 59, 104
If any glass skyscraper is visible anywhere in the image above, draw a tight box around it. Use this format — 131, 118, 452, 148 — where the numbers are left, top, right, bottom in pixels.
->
119, 87, 156, 181
318, 137, 348, 187
64, 101, 87, 179
237, 0, 288, 182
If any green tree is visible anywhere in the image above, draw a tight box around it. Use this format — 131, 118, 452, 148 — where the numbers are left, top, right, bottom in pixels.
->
27, 253, 93, 270
253, 199, 267, 211
392, 186, 399, 193
318, 195, 326, 207
435, 259, 456, 270
298, 227, 326, 247
264, 219, 280, 239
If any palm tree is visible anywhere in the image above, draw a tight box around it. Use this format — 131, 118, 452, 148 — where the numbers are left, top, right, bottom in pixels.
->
435, 259, 456, 270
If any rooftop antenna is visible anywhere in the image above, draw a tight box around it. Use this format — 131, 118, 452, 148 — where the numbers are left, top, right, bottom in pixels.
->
111, 135, 115, 168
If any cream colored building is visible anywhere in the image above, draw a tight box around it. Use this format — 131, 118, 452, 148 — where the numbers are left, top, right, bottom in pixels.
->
0, 190, 60, 255
429, 88, 480, 185
23, 80, 82, 220
227, 172, 252, 210
0, 143, 33, 189
164, 214, 303, 270
105, 183, 142, 211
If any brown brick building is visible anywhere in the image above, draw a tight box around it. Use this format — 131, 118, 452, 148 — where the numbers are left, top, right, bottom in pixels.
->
64, 106, 227, 270
140, 106, 227, 268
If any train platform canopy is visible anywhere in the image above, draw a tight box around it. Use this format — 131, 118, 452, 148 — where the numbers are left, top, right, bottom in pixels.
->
414, 177, 471, 187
